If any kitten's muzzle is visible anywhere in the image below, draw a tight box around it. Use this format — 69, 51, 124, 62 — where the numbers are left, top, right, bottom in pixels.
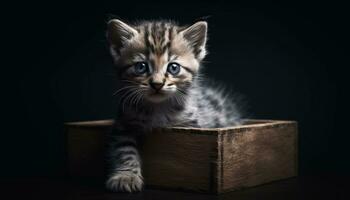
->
150, 82, 164, 91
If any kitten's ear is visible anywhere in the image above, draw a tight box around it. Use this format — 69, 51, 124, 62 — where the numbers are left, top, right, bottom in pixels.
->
107, 19, 138, 50
180, 21, 208, 59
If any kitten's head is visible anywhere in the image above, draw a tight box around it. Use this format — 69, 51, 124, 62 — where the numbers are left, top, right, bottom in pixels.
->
107, 19, 207, 103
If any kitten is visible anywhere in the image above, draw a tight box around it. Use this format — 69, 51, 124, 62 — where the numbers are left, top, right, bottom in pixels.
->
105, 19, 243, 192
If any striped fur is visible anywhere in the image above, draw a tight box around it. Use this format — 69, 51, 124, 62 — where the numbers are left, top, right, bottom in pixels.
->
105, 19, 243, 192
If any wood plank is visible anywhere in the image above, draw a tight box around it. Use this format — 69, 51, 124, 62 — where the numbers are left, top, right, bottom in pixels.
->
141, 128, 218, 192
220, 122, 298, 192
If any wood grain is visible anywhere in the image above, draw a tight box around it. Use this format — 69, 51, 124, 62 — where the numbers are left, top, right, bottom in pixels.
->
219, 121, 298, 192
141, 128, 218, 192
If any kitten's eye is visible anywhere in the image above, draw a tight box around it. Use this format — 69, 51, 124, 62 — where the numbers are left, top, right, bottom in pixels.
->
134, 62, 148, 74
167, 62, 181, 75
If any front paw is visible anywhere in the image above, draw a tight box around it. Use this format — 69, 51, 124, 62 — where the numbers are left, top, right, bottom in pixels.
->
106, 170, 144, 193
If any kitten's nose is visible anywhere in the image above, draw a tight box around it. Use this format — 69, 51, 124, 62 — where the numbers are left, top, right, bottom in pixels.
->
150, 81, 164, 91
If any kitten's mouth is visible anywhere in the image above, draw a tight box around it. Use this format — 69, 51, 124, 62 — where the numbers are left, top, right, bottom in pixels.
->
146, 90, 170, 103
152, 90, 165, 95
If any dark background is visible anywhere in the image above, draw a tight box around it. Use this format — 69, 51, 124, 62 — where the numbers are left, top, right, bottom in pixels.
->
2, 0, 349, 179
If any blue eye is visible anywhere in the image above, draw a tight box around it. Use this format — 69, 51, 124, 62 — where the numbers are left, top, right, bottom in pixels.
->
134, 62, 148, 74
167, 62, 181, 75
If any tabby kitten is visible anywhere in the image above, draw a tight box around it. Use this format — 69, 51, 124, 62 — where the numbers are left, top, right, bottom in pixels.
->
106, 19, 242, 192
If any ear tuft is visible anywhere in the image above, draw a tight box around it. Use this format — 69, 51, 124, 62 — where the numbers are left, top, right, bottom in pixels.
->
181, 21, 208, 59
107, 19, 138, 50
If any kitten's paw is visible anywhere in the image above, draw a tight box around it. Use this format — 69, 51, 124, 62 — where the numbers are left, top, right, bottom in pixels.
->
106, 171, 144, 193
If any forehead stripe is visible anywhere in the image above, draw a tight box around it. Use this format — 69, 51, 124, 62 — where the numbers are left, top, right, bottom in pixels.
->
143, 26, 152, 56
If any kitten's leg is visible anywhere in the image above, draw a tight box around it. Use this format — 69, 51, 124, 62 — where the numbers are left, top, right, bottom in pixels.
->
106, 134, 143, 192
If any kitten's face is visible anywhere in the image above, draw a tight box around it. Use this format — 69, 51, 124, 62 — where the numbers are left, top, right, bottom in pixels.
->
107, 20, 207, 103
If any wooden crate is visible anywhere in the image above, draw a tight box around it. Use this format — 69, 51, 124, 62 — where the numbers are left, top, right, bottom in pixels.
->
65, 119, 298, 193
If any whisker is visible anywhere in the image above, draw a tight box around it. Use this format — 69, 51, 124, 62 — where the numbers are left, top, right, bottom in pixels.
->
135, 90, 145, 111
130, 90, 141, 106
174, 95, 182, 105
133, 89, 145, 112
176, 88, 188, 96
113, 86, 137, 96
120, 79, 141, 85
121, 89, 140, 112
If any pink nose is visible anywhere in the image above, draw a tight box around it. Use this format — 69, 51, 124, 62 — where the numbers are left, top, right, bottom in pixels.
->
150, 82, 164, 91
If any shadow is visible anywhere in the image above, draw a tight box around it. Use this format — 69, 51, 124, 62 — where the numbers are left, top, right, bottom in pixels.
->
2, 176, 349, 200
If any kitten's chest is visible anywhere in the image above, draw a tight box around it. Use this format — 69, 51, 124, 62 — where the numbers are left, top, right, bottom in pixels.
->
123, 108, 181, 129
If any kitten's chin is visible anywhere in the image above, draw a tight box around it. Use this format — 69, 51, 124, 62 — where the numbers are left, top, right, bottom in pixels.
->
145, 93, 170, 103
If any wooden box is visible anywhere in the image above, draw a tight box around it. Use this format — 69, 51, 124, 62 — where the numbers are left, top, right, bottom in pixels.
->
65, 119, 298, 193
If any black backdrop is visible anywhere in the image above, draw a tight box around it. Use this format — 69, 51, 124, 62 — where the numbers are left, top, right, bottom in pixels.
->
2, 1, 349, 178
